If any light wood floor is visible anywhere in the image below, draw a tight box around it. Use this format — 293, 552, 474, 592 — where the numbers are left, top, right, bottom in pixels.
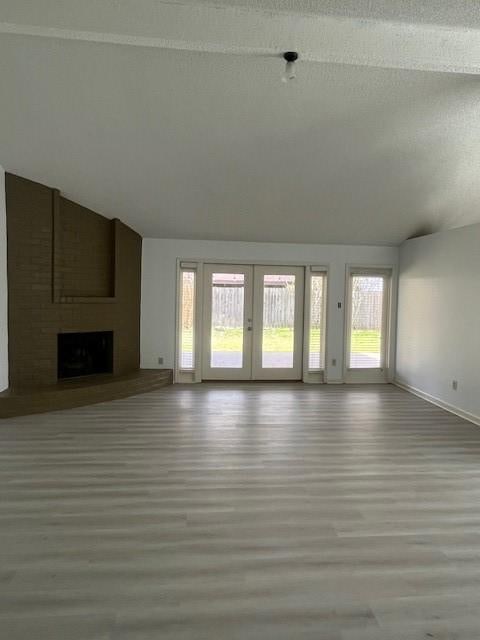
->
2, 383, 480, 639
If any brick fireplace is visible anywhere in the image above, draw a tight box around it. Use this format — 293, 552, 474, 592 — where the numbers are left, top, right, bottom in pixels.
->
5, 173, 142, 389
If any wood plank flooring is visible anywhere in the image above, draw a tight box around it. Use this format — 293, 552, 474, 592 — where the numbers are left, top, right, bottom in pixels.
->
1, 382, 480, 639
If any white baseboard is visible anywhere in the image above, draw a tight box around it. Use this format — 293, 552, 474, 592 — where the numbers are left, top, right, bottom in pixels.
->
394, 379, 480, 427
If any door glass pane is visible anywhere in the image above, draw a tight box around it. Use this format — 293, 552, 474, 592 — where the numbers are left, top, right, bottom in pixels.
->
349, 275, 384, 369
309, 274, 325, 370
180, 271, 195, 369
211, 273, 245, 368
262, 274, 295, 368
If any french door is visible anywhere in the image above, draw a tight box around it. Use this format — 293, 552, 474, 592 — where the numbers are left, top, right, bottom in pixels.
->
202, 265, 253, 380
202, 264, 304, 380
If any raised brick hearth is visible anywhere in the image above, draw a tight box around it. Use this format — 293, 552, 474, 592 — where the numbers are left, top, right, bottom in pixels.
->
0, 369, 172, 418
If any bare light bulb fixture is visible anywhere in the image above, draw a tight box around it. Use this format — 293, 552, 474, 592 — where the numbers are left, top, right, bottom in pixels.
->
282, 51, 298, 83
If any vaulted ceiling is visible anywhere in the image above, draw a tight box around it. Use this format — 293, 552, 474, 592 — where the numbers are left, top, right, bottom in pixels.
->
1, 0, 480, 245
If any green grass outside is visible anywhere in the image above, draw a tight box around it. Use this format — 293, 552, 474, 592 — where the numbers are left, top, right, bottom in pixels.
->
182, 328, 380, 353
350, 329, 381, 354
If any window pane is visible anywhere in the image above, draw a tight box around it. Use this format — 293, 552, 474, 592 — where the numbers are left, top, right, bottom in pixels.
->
180, 271, 195, 369
211, 273, 245, 368
309, 274, 325, 370
262, 274, 295, 368
349, 275, 384, 369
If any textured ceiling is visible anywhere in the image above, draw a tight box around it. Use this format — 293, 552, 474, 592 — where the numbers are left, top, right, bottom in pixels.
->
166, 0, 480, 29
1, 2, 480, 245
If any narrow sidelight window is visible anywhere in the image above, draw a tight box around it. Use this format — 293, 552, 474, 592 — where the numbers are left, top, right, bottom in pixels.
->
180, 270, 196, 370
308, 273, 326, 370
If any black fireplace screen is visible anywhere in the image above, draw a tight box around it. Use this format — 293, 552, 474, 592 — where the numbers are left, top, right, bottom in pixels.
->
57, 331, 113, 379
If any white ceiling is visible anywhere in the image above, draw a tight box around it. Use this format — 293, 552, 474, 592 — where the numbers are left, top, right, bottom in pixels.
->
165, 0, 480, 30
1, 0, 480, 245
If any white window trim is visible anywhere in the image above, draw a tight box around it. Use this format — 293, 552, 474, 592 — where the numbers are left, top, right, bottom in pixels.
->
343, 264, 395, 384
175, 261, 204, 383
302, 267, 328, 383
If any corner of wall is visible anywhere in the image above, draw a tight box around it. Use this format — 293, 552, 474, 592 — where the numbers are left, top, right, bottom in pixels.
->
0, 166, 8, 391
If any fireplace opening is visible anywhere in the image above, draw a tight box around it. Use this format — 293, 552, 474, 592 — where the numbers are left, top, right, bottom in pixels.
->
58, 331, 113, 379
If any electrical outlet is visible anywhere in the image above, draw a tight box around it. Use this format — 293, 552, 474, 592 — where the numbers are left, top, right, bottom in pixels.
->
158, 357, 164, 365
452, 380, 458, 391
332, 358, 337, 366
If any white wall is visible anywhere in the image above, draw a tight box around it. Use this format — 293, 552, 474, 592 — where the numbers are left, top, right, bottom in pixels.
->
396, 223, 480, 423
0, 167, 8, 391
141, 238, 398, 381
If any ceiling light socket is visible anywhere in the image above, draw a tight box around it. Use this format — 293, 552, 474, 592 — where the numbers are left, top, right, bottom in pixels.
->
282, 51, 299, 83
283, 51, 299, 63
